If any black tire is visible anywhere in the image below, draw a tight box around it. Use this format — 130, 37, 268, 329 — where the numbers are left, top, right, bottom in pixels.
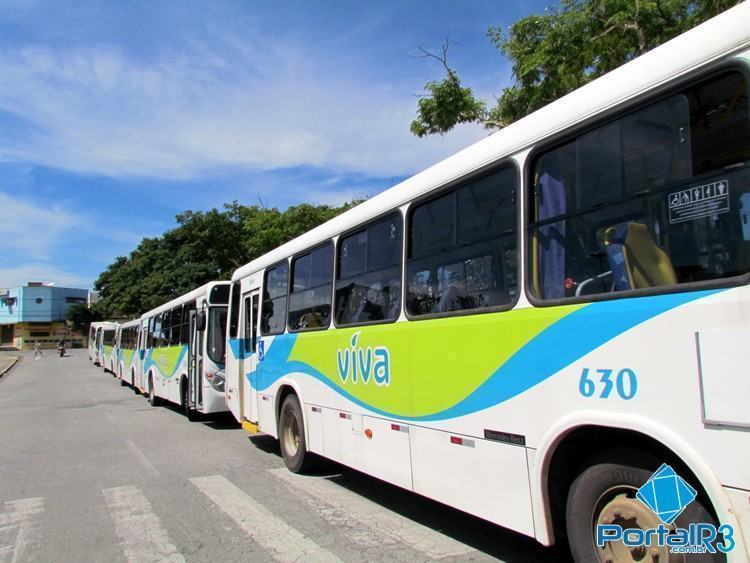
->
148, 376, 160, 407
182, 378, 198, 422
566, 457, 725, 563
278, 395, 314, 473
120, 374, 126, 386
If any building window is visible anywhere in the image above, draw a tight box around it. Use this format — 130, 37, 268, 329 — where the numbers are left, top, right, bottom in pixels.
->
35, 298, 43, 304
66, 297, 86, 304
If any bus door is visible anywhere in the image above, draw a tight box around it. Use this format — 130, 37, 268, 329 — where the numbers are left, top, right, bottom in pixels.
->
188, 309, 205, 410
242, 290, 261, 424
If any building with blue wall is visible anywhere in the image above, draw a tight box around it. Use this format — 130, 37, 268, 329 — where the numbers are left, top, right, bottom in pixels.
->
0, 283, 90, 349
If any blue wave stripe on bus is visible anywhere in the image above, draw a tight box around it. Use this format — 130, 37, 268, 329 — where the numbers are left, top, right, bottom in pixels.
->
245, 289, 721, 421
143, 346, 188, 379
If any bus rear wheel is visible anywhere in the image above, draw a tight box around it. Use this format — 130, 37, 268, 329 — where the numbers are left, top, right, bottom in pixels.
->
566, 459, 724, 563
148, 377, 160, 407
279, 395, 313, 473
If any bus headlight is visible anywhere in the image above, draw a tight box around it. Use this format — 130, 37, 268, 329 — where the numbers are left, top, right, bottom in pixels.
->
208, 369, 225, 392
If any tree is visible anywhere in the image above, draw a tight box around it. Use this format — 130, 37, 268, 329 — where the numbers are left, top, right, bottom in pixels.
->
66, 302, 104, 334
411, 0, 742, 135
93, 199, 363, 318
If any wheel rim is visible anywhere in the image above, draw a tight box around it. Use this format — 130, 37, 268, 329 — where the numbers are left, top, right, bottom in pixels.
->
282, 410, 300, 457
593, 485, 684, 563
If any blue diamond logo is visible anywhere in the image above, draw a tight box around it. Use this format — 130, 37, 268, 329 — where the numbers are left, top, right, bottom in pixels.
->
636, 464, 697, 524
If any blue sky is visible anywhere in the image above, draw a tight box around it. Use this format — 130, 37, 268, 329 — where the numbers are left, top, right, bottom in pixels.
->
0, 0, 550, 290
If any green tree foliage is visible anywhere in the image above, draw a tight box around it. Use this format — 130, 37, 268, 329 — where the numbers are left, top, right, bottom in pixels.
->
411, 0, 741, 135
93, 200, 362, 317
65, 302, 104, 334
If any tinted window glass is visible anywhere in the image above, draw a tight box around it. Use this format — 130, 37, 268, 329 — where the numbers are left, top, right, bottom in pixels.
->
289, 244, 333, 331
407, 167, 517, 316
530, 71, 750, 300
261, 262, 288, 335
336, 213, 402, 326
229, 281, 240, 338
207, 307, 227, 364
209, 284, 230, 305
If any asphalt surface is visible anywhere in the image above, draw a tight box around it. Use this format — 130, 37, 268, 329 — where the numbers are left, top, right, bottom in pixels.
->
0, 350, 569, 562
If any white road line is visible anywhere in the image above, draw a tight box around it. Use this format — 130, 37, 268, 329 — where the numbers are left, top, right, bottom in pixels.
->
269, 468, 474, 559
0, 497, 44, 563
124, 439, 160, 478
103, 485, 184, 563
191, 475, 341, 563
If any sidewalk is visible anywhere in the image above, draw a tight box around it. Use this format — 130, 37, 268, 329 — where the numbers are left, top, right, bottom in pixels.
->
0, 351, 21, 379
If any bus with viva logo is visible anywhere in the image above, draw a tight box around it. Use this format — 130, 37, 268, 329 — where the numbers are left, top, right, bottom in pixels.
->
140, 281, 230, 420
224, 5, 750, 561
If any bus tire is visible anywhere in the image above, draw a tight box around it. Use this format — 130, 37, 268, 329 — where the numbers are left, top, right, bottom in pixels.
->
279, 394, 313, 473
182, 378, 198, 422
148, 376, 160, 407
566, 459, 725, 563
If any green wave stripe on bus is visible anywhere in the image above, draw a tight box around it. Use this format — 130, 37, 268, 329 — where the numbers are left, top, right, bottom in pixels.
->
121, 349, 135, 368
289, 303, 583, 418
103, 345, 113, 355
149, 346, 186, 379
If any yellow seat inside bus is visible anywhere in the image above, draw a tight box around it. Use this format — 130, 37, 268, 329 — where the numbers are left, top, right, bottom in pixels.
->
604, 222, 677, 289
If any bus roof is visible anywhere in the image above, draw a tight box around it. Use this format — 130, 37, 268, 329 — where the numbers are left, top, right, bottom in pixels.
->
118, 319, 140, 330
140, 281, 230, 320
233, 1, 750, 283
91, 321, 119, 330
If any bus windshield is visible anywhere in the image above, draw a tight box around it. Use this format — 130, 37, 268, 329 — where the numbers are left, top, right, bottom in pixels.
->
207, 306, 228, 364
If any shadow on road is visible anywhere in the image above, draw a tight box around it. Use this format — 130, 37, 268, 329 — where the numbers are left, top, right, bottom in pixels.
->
247, 433, 572, 562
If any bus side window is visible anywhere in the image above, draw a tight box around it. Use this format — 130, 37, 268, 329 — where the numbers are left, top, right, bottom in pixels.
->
530, 70, 750, 300
406, 166, 517, 316
289, 243, 333, 331
229, 280, 240, 339
261, 262, 289, 335
335, 213, 403, 326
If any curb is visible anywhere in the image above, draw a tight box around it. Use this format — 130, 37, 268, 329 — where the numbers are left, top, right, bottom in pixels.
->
0, 356, 21, 380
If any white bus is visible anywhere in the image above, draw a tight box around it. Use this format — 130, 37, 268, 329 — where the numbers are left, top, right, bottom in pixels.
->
89, 321, 118, 368
115, 319, 141, 388
225, 5, 750, 561
140, 282, 230, 420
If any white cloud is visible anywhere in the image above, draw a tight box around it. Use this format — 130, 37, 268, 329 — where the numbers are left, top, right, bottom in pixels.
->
0, 263, 90, 289
0, 192, 81, 259
0, 36, 488, 180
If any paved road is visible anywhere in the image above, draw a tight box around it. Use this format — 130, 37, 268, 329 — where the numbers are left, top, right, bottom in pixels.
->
0, 350, 569, 562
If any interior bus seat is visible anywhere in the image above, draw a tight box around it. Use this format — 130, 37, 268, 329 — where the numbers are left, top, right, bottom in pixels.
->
604, 222, 677, 290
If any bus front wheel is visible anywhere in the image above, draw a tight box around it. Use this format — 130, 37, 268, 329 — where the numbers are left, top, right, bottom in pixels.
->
279, 395, 313, 473
566, 459, 724, 563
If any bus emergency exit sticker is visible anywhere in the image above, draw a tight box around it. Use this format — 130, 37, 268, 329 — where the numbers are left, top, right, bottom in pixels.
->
668, 180, 729, 224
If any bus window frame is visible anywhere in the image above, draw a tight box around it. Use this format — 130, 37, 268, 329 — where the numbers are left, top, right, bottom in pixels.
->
332, 209, 405, 329
524, 59, 750, 308
403, 158, 522, 322
260, 258, 290, 337
288, 240, 335, 333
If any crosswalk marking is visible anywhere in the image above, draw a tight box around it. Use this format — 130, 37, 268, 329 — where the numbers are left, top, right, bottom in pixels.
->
0, 497, 44, 563
191, 475, 341, 563
269, 468, 475, 559
103, 485, 184, 563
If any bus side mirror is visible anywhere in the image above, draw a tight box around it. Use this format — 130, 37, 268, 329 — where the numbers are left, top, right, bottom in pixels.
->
196, 311, 207, 332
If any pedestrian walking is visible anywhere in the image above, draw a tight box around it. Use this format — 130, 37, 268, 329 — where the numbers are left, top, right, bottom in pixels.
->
33, 340, 43, 359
